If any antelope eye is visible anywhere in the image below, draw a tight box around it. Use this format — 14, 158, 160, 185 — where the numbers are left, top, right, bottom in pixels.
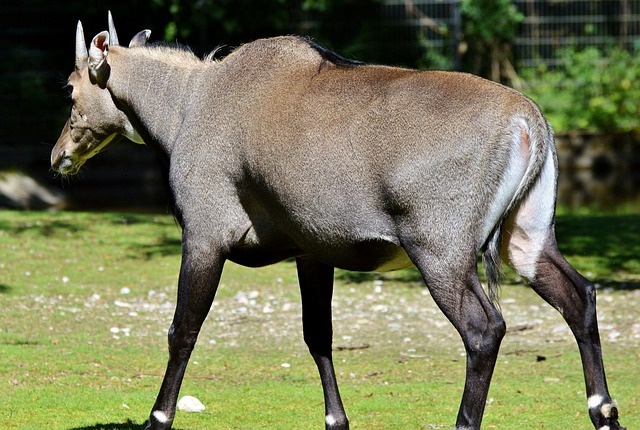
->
63, 83, 73, 98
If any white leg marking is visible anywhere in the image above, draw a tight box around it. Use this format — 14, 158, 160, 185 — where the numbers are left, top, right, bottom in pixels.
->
325, 414, 337, 426
601, 400, 617, 418
588, 394, 604, 409
152, 411, 169, 424
598, 426, 611, 430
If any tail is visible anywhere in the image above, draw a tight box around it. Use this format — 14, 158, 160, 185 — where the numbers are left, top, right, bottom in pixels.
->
482, 104, 555, 305
483, 227, 504, 306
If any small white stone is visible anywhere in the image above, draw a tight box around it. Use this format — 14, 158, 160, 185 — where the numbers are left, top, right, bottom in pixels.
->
120, 287, 131, 295
177, 395, 206, 413
281, 363, 291, 368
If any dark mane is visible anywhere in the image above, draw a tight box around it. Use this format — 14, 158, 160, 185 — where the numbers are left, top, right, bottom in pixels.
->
297, 36, 366, 69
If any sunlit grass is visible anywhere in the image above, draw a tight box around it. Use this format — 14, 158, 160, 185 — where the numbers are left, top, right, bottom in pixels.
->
1, 210, 638, 429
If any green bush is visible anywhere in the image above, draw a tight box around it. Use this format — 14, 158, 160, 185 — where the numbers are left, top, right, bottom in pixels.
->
521, 46, 640, 133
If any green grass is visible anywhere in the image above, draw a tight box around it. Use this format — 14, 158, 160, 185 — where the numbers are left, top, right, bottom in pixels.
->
1, 210, 638, 429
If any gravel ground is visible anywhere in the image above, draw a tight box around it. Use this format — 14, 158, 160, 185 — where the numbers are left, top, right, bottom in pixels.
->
60, 271, 639, 359
21, 264, 640, 359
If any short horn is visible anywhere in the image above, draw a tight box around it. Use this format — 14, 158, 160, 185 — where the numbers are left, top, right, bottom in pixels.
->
75, 20, 88, 70
108, 11, 120, 46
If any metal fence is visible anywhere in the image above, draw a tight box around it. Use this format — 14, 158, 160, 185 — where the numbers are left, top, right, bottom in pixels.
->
381, 0, 463, 69
514, 0, 640, 68
383, 0, 640, 71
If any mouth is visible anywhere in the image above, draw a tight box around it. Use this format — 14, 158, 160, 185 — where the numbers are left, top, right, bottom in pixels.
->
52, 153, 84, 175
51, 133, 124, 175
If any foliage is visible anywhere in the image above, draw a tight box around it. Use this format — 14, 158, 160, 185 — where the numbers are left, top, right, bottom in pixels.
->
460, 0, 524, 80
412, 0, 524, 82
522, 46, 640, 133
145, 0, 385, 61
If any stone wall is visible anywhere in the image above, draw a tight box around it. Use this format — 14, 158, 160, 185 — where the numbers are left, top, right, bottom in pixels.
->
555, 132, 640, 210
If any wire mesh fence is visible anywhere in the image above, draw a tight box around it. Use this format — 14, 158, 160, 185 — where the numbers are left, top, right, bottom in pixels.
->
382, 0, 640, 72
514, 0, 640, 68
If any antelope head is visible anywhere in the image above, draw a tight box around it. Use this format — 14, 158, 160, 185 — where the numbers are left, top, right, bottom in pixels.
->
51, 12, 150, 175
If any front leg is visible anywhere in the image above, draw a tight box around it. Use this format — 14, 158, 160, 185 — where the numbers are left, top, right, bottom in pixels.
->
146, 240, 224, 430
296, 257, 349, 430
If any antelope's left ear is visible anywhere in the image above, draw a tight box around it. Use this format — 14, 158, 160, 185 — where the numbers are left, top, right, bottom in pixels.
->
129, 30, 151, 48
88, 31, 110, 86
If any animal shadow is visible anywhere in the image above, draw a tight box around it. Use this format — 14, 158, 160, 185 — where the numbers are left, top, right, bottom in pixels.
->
67, 422, 144, 430
67, 422, 186, 430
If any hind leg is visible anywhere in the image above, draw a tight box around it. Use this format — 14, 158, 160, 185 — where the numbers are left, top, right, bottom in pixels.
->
529, 233, 624, 429
403, 244, 505, 430
502, 160, 625, 429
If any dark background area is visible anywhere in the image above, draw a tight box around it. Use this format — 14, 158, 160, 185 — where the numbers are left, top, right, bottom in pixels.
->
1, 1, 638, 212
0, 0, 410, 211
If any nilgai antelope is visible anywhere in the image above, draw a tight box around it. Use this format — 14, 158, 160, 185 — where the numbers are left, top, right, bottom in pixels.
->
51, 13, 625, 430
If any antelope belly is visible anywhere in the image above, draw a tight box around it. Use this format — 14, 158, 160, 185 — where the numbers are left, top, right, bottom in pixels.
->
329, 238, 414, 273
373, 248, 414, 271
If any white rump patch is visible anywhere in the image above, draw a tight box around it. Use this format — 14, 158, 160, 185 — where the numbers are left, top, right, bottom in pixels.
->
481, 119, 530, 241
503, 144, 556, 280
152, 411, 169, 424
588, 394, 604, 409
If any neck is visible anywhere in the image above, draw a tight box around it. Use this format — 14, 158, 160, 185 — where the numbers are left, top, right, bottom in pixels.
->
106, 45, 208, 156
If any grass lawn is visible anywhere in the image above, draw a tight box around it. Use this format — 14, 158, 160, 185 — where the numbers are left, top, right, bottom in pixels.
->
0, 210, 638, 429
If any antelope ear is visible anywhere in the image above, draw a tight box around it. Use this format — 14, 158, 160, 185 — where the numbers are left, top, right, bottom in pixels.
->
88, 31, 110, 86
129, 30, 151, 48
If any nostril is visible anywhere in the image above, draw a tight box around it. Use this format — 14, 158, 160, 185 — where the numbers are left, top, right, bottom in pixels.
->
52, 149, 67, 168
